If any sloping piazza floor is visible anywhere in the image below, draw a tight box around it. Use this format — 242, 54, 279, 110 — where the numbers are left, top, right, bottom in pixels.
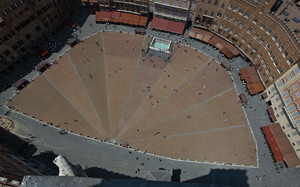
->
8, 32, 257, 166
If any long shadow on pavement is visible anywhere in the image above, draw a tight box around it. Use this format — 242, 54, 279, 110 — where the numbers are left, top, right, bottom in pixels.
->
85, 167, 143, 180
185, 168, 249, 187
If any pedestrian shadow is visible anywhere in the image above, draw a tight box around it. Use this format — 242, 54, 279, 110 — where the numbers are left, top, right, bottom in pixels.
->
184, 168, 249, 187
84, 167, 143, 180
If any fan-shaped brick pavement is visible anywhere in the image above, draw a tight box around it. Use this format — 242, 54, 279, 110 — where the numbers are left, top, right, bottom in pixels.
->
8, 32, 257, 166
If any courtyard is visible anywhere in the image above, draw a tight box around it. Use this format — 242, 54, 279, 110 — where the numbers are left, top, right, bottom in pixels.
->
7, 31, 257, 166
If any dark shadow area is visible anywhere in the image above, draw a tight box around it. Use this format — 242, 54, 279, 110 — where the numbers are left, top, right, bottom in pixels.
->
0, 126, 31, 153
85, 167, 143, 180
0, 0, 89, 93
29, 151, 59, 175
0, 128, 59, 175
185, 168, 249, 187
172, 169, 182, 182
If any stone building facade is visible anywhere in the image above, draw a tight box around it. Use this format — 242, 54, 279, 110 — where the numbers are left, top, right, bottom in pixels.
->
0, 0, 71, 77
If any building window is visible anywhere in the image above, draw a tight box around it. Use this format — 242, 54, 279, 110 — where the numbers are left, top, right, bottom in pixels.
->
253, 17, 258, 24
266, 0, 270, 4
180, 12, 184, 18
283, 89, 290, 97
2, 10, 8, 16
293, 66, 299, 75
227, 3, 233, 9
164, 9, 168, 15
276, 40, 281, 46
288, 57, 294, 65
239, 22, 244, 28
279, 45, 284, 52
35, 25, 41, 31
233, 6, 238, 12
271, 55, 275, 60
292, 84, 298, 91
272, 34, 278, 41
260, 7, 265, 14
297, 92, 300, 98
260, 23, 265, 30
268, 50, 273, 55
8, 6, 15, 12
4, 50, 11, 56
277, 79, 285, 87
214, 0, 219, 5
245, 12, 250, 18
183, 1, 187, 8
277, 67, 284, 74
17, 40, 24, 46
156, 7, 160, 13
265, 43, 270, 49
7, 31, 15, 37
0, 35, 8, 42
259, 38, 265, 44
192, 2, 196, 9
13, 2, 19, 8
239, 9, 244, 15
12, 44, 19, 51
165, 0, 169, 4
283, 50, 288, 58
285, 97, 293, 104
266, 28, 272, 35
257, 53, 262, 59
287, 73, 292, 80
247, 27, 252, 33
174, 0, 177, 6
292, 110, 300, 118
25, 33, 32, 40
19, 0, 24, 4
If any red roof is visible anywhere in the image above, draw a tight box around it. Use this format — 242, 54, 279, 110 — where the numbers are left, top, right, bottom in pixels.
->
98, 11, 112, 20
111, 11, 121, 19
262, 126, 284, 162
151, 17, 185, 34
95, 11, 148, 27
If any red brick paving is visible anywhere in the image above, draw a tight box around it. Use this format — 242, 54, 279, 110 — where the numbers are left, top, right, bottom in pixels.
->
103, 32, 144, 136
67, 34, 110, 138
117, 46, 211, 138
113, 55, 169, 137
9, 32, 257, 166
7, 76, 103, 139
44, 53, 106, 137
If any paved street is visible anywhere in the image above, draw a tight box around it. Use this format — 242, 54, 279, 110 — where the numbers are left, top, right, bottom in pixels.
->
1, 3, 300, 187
